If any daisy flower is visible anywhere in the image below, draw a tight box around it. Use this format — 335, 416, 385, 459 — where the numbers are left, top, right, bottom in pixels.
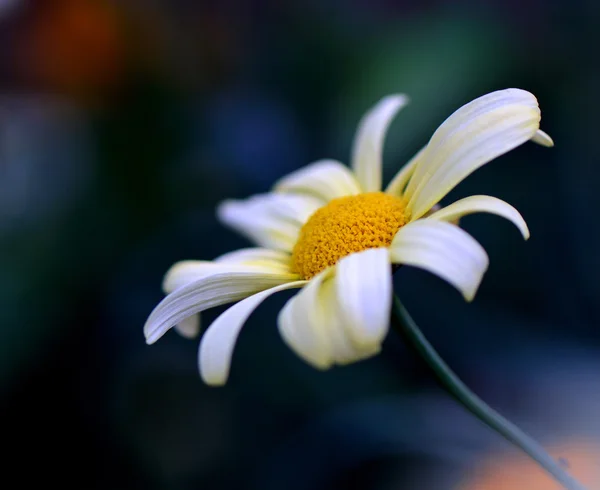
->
144, 88, 553, 385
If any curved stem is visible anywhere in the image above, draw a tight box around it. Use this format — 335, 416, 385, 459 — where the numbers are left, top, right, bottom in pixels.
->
391, 296, 588, 490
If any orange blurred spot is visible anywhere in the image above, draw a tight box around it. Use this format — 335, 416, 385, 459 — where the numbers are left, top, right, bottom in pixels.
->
458, 440, 600, 489
20, 0, 124, 100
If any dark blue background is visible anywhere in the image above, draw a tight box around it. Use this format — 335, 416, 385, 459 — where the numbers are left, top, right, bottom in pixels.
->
1, 1, 599, 488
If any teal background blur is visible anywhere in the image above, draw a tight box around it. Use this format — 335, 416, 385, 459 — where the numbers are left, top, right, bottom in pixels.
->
1, 1, 600, 488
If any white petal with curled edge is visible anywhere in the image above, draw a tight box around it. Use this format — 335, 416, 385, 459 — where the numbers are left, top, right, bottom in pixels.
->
163, 254, 293, 340
335, 248, 392, 348
317, 277, 381, 365
174, 314, 201, 339
426, 195, 530, 240
390, 220, 489, 301
274, 159, 362, 202
278, 269, 335, 369
351, 95, 410, 193
404, 89, 542, 219
199, 281, 306, 386
144, 271, 299, 344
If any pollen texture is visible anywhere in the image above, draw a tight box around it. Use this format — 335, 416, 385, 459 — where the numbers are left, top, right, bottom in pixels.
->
292, 192, 409, 279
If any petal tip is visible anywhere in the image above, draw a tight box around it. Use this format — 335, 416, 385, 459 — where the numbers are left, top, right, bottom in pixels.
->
463, 284, 482, 302
216, 199, 233, 218
518, 222, 531, 241
144, 317, 166, 343
463, 263, 489, 302
200, 372, 227, 387
464, 292, 476, 302
199, 345, 230, 386
144, 330, 159, 345
175, 316, 201, 339
216, 199, 244, 228
531, 129, 554, 148
385, 93, 410, 107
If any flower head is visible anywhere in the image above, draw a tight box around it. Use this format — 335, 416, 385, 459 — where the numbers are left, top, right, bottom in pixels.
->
144, 88, 553, 385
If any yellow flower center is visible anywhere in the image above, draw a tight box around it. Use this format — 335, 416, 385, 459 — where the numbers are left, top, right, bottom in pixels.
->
292, 192, 409, 279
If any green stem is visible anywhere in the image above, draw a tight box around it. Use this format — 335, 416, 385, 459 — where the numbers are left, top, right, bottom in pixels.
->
391, 295, 588, 490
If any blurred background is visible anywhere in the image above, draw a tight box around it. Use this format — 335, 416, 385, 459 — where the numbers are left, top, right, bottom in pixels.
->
1, 0, 600, 488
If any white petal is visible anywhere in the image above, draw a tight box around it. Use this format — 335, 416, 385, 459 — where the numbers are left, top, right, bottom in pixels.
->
384, 146, 425, 197
404, 89, 543, 219
214, 247, 292, 272
217, 193, 320, 252
174, 314, 201, 339
265, 194, 323, 224
199, 281, 306, 386
426, 195, 529, 240
278, 268, 380, 370
390, 220, 489, 301
317, 277, 381, 365
215, 248, 290, 264
144, 271, 299, 344
335, 248, 392, 348
273, 159, 362, 202
163, 260, 214, 293
531, 129, 554, 147
351, 95, 410, 193
162, 260, 291, 293
160, 251, 294, 342
163, 252, 293, 340
278, 269, 335, 369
